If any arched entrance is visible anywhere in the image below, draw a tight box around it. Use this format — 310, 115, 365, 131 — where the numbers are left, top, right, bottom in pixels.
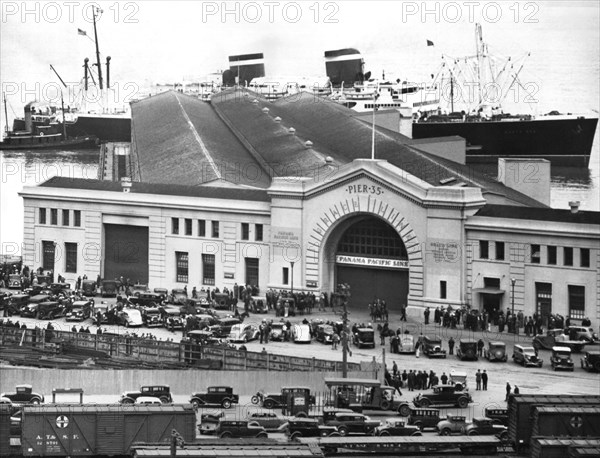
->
324, 215, 409, 310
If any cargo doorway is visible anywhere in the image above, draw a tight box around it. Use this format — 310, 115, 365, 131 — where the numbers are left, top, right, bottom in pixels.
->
103, 224, 149, 284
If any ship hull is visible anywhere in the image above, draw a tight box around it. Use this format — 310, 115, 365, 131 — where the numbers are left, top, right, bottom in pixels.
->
0, 135, 98, 150
66, 114, 131, 142
412, 116, 598, 166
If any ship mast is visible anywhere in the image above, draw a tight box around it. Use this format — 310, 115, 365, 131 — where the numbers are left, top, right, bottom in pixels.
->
92, 6, 103, 90
3, 93, 8, 135
475, 23, 484, 107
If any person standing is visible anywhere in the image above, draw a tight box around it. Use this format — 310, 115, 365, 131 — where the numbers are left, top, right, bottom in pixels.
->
477, 339, 484, 357
424, 307, 430, 325
448, 337, 455, 355
400, 304, 407, 322
440, 372, 448, 385
481, 370, 488, 390
514, 385, 520, 395
505, 382, 512, 401
332, 332, 340, 350
475, 369, 482, 390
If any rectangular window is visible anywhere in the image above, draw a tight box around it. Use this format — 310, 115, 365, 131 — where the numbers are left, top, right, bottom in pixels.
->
51, 208, 58, 225
568, 285, 585, 319
171, 218, 179, 235
198, 220, 206, 237
185, 218, 192, 236
202, 254, 215, 285
282, 267, 289, 285
440, 281, 447, 299
212, 221, 219, 238
245, 258, 259, 286
564, 247, 573, 266
241, 223, 249, 240
176, 251, 189, 283
42, 241, 55, 271
74, 210, 81, 227
255, 224, 263, 242
547, 246, 557, 265
580, 248, 590, 268
39, 208, 46, 224
65, 242, 77, 273
531, 244, 541, 264
495, 242, 505, 261
62, 209, 69, 226
479, 240, 489, 259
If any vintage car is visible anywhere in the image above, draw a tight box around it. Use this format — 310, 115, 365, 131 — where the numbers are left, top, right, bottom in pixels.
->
153, 288, 169, 301
485, 408, 508, 426
353, 328, 375, 348
375, 418, 422, 436
48, 282, 71, 296
228, 323, 259, 343
316, 324, 335, 344
187, 330, 222, 346
142, 307, 162, 327
6, 293, 29, 314
210, 317, 242, 338
190, 386, 239, 409
20, 294, 51, 317
65, 300, 94, 321
252, 387, 315, 414
269, 322, 287, 341
0, 385, 44, 404
115, 307, 143, 327
135, 396, 163, 406
246, 411, 288, 430
213, 292, 232, 310
550, 346, 575, 371
566, 326, 598, 343
436, 414, 468, 435
513, 344, 543, 367
100, 280, 118, 297
484, 341, 508, 362
162, 307, 183, 330
130, 284, 148, 295
581, 350, 600, 372
292, 323, 312, 343
398, 334, 416, 354
119, 385, 172, 404
249, 296, 268, 313
411, 385, 473, 409
285, 417, 339, 439
464, 417, 509, 442
92, 303, 110, 325
456, 339, 478, 361
35, 275, 52, 287
37, 301, 64, 320
214, 420, 267, 438
404, 407, 441, 429
8, 274, 22, 289
81, 280, 97, 296
422, 336, 447, 358
448, 371, 468, 391
325, 412, 380, 436
130, 293, 163, 308
170, 288, 188, 305
533, 329, 587, 352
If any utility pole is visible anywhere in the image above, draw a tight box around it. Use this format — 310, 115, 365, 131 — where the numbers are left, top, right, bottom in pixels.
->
339, 283, 351, 377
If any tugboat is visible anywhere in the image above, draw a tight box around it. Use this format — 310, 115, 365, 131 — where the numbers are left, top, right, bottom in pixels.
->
1, 95, 98, 150
411, 23, 598, 166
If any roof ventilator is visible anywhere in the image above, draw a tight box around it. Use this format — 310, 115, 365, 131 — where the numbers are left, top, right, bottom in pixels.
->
274, 116, 281, 123
304, 140, 313, 149
288, 127, 296, 135
262, 107, 269, 114
569, 201, 580, 214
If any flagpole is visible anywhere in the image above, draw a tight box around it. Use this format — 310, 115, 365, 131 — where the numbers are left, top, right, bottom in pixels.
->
371, 91, 376, 160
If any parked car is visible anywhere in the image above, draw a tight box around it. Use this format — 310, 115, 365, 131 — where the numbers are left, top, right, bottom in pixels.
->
6, 293, 29, 315
412, 385, 473, 409
292, 323, 312, 343
48, 282, 71, 296
81, 280, 97, 296
422, 336, 447, 358
135, 396, 163, 406
8, 274, 22, 289
0, 385, 44, 404
119, 385, 172, 404
189, 386, 239, 409
130, 293, 163, 308
353, 327, 375, 348
550, 346, 575, 371
533, 329, 586, 352
316, 324, 335, 344
404, 407, 441, 430
464, 417, 509, 442
163, 307, 183, 330
512, 344, 543, 367
37, 301, 64, 320
285, 417, 339, 439
484, 341, 508, 362
101, 280, 118, 297
213, 293, 232, 310
210, 317, 242, 338
153, 288, 169, 302
65, 300, 94, 321
269, 322, 287, 341
448, 371, 468, 391
566, 326, 598, 343
20, 294, 50, 317
375, 418, 421, 436
228, 323, 259, 343
484, 408, 508, 426
581, 350, 600, 372
131, 284, 149, 296
214, 420, 268, 438
325, 412, 380, 436
246, 411, 288, 430
398, 334, 415, 354
116, 308, 143, 327
142, 307, 162, 327
436, 414, 468, 435
456, 339, 478, 361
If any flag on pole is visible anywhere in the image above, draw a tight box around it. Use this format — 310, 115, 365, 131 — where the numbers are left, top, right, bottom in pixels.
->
427, 39, 434, 46
78, 28, 87, 36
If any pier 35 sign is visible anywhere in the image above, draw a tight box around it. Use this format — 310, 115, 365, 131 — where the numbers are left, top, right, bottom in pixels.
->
336, 255, 408, 269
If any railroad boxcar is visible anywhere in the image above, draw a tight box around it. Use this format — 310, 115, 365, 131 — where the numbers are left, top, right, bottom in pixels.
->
20, 404, 196, 456
507, 394, 600, 450
531, 405, 600, 439
530, 438, 600, 458
0, 405, 10, 457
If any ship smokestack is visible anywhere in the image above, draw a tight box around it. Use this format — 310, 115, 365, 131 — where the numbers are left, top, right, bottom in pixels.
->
24, 102, 33, 132
106, 56, 111, 89
84, 58, 89, 91
324, 48, 365, 87
223, 53, 265, 86
569, 201, 580, 214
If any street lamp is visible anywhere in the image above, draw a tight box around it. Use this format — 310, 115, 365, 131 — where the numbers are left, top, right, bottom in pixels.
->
290, 261, 295, 295
511, 278, 516, 315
